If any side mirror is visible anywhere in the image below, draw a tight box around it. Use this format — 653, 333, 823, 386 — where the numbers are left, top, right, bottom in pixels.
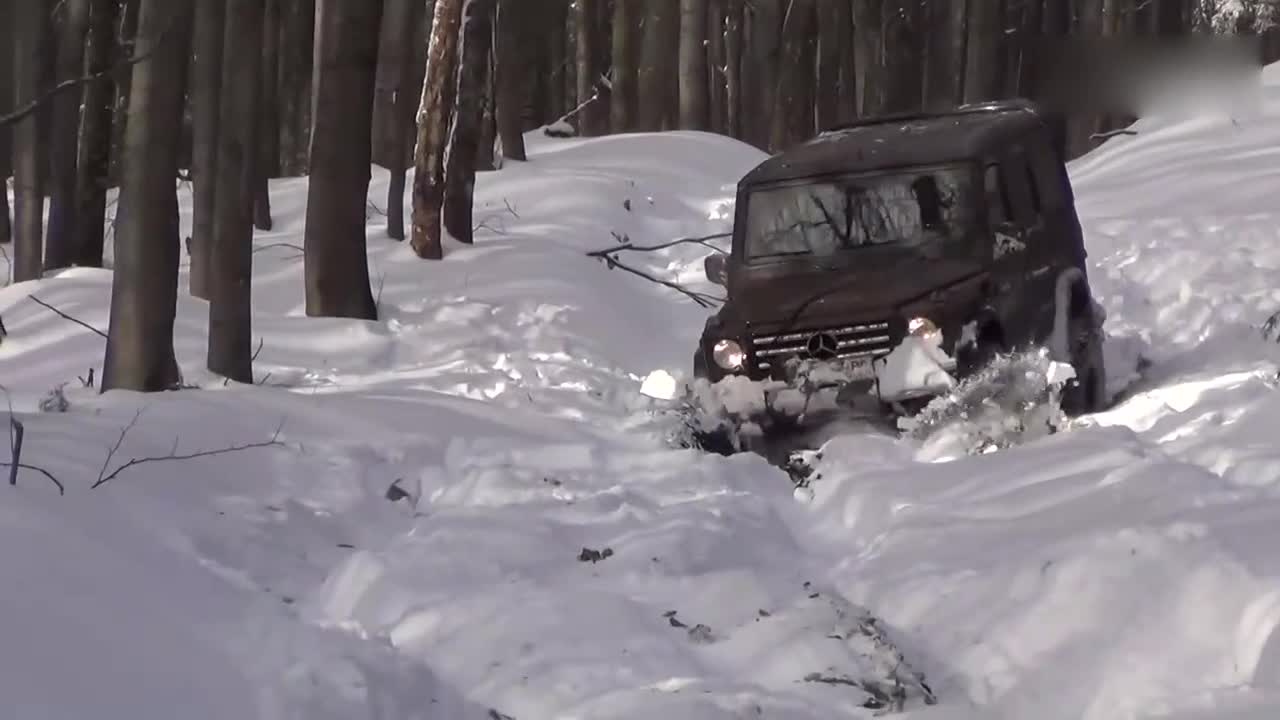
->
704, 253, 728, 286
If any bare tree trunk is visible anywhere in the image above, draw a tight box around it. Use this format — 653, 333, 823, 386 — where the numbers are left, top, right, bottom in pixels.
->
963, 0, 1004, 103
108, 0, 139, 189
189, 0, 225, 298
678, 0, 709, 130
495, 0, 527, 160
12, 0, 53, 282
542, 1, 567, 124
816, 0, 843, 129
102, 0, 193, 393
881, 0, 924, 113
377, 0, 426, 240
723, 0, 742, 138
0, 0, 12, 247
304, 0, 382, 319
771, 0, 817, 150
638, 0, 679, 131
72, 0, 120, 268
708, 0, 726, 133
207, 0, 264, 383
278, 0, 315, 175
477, 40, 497, 170
610, 0, 639, 133
255, 0, 280, 232
925, 0, 967, 110
443, 0, 495, 245
575, 0, 607, 135
410, 0, 463, 260
743, 0, 781, 146
45, 0, 91, 272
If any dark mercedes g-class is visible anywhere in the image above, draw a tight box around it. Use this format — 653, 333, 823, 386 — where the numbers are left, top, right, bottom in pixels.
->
694, 99, 1107, 417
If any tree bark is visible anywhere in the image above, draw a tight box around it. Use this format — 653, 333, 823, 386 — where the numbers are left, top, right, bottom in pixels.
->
102, 0, 193, 393
443, 0, 495, 245
377, 0, 426, 240
278, 0, 315, 175
207, 0, 264, 384
12, 0, 52, 282
575, 0, 607, 135
303, 0, 383, 319
255, 0, 280, 232
925, 0, 967, 110
771, 0, 817, 150
72, 0, 120, 268
743, 0, 781, 146
881, 0, 924, 113
963, 0, 1004, 103
44, 0, 91, 272
410, 0, 464, 260
638, 0, 679, 132
609, 0, 639, 133
816, 0, 844, 129
708, 0, 726, 134
189, 0, 226, 299
678, 0, 709, 130
495, 0, 527, 160
723, 0, 742, 138
0, 0, 12, 247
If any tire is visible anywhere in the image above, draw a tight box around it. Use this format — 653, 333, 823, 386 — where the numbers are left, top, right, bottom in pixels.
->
1060, 312, 1107, 416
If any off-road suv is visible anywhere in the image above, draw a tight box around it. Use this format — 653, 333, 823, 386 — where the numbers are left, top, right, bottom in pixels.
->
694, 98, 1107, 419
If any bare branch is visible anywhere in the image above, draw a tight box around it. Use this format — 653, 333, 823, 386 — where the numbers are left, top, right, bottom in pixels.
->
0, 384, 64, 495
1091, 128, 1138, 141
585, 232, 732, 308
28, 295, 108, 339
96, 408, 145, 485
91, 419, 287, 489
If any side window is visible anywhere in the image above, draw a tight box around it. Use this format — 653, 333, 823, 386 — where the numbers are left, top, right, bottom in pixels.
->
984, 163, 1012, 225
1001, 149, 1038, 225
1028, 137, 1066, 210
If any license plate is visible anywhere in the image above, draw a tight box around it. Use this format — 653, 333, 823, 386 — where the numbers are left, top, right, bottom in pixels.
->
842, 357, 877, 381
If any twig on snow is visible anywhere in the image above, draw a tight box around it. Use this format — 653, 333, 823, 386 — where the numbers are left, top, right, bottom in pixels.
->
585, 232, 732, 308
1090, 128, 1138, 141
92, 417, 287, 490
28, 294, 108, 339
0, 384, 64, 495
253, 242, 305, 258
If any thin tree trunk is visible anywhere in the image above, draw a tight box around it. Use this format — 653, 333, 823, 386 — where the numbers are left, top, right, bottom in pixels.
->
443, 0, 495, 245
963, 0, 1004, 103
575, 0, 606, 135
708, 0, 726, 134
495, 0, 527, 160
255, 0, 280, 232
12, 0, 52, 283
0, 0, 12, 247
108, 0, 139, 189
304, 0, 382, 318
610, 0, 639, 133
744, 0, 781, 146
207, 0, 264, 383
377, 0, 425, 240
816, 0, 843, 130
45, 0, 91, 272
723, 0, 742, 138
72, 0, 120, 268
678, 0, 709, 130
477, 39, 497, 170
410, 0, 463, 260
771, 0, 817, 150
278, 0, 315, 175
102, 0, 193, 392
638, 0, 679, 132
881, 0, 924, 113
189, 0, 225, 298
925, 0, 967, 110
543, 1, 567, 124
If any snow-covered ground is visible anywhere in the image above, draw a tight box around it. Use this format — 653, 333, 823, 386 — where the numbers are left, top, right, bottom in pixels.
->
6, 63, 1280, 719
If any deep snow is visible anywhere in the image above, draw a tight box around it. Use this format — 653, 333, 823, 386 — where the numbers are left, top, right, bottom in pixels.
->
5, 63, 1280, 719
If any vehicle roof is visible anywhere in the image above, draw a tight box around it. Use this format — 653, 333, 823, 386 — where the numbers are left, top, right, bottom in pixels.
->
740, 100, 1051, 187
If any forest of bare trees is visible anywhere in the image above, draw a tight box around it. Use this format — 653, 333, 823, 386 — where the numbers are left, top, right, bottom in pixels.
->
1, 0, 1278, 394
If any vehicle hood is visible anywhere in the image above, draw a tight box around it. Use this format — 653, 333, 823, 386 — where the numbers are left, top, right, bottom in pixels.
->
730, 258, 986, 328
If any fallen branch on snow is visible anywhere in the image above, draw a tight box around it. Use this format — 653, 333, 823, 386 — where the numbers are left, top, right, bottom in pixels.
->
92, 411, 286, 490
585, 232, 731, 309
28, 294, 107, 339
0, 384, 65, 495
1090, 128, 1138, 141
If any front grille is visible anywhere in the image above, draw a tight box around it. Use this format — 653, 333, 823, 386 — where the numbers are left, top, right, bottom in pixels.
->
750, 320, 897, 372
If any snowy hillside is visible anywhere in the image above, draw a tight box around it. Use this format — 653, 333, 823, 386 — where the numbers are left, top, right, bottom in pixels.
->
4, 65, 1280, 718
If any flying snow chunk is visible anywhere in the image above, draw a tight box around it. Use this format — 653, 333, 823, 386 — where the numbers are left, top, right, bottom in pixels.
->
640, 370, 679, 401
1046, 360, 1077, 386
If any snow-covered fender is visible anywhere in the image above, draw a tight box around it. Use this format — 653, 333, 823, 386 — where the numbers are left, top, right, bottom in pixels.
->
1048, 267, 1105, 363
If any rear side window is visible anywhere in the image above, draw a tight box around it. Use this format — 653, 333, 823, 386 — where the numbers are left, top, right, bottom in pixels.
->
984, 163, 1012, 224
1028, 140, 1066, 210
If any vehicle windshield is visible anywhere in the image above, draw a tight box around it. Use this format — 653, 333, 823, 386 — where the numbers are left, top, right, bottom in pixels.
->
743, 164, 975, 261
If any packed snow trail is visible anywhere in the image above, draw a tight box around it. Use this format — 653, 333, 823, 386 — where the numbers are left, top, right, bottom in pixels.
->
4, 65, 1280, 719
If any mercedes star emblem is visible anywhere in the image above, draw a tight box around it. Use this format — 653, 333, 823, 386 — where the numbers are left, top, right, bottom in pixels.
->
806, 332, 839, 360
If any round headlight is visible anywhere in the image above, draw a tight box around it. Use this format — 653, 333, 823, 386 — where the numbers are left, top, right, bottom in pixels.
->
907, 317, 942, 343
712, 339, 745, 371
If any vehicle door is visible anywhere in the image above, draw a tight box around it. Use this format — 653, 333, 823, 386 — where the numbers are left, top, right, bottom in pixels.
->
1001, 142, 1061, 339
980, 155, 1036, 341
